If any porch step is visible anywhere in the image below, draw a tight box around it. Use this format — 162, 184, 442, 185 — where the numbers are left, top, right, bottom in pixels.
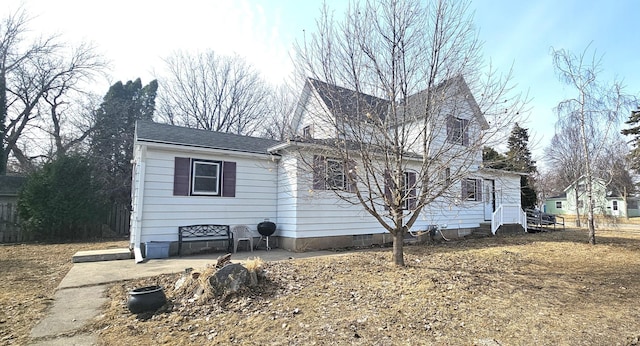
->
72, 248, 132, 263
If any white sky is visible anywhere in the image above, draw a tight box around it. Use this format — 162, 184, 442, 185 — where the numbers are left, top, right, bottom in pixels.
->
3, 0, 639, 165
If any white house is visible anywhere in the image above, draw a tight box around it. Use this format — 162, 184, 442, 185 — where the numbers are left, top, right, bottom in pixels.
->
129, 77, 524, 262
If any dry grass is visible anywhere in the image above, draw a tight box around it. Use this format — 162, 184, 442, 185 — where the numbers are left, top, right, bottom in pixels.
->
0, 239, 128, 345
92, 229, 640, 345
2, 230, 640, 345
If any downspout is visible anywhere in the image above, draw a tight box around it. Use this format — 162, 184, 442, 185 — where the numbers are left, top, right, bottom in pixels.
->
132, 145, 147, 263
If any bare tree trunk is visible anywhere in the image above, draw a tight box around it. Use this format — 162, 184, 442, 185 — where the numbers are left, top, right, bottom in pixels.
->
574, 188, 581, 227
392, 230, 405, 266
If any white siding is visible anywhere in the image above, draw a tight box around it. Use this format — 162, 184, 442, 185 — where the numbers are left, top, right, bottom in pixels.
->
137, 146, 278, 243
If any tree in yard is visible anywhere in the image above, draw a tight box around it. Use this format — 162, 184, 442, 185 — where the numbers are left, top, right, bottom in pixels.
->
551, 45, 636, 244
294, 0, 527, 265
262, 83, 297, 141
482, 146, 508, 170
622, 108, 640, 174
0, 8, 105, 173
89, 79, 158, 207
18, 154, 107, 239
505, 123, 537, 209
156, 50, 271, 136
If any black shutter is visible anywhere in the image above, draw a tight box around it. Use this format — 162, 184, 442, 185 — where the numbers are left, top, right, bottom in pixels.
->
384, 170, 392, 210
173, 157, 190, 196
462, 119, 470, 146
461, 179, 468, 201
222, 161, 236, 197
476, 178, 482, 202
313, 155, 326, 190
446, 116, 454, 143
408, 172, 417, 210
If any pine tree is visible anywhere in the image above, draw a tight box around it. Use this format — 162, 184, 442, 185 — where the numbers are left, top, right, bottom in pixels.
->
89, 79, 158, 206
622, 109, 640, 173
505, 123, 537, 209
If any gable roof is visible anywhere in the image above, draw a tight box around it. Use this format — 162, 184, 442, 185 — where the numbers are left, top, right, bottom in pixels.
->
307, 76, 487, 129
135, 121, 282, 155
308, 78, 390, 121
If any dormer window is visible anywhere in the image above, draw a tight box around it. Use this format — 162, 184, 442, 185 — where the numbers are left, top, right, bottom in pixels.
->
303, 125, 313, 139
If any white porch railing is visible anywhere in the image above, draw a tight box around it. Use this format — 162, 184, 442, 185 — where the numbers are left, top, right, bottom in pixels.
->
491, 204, 527, 235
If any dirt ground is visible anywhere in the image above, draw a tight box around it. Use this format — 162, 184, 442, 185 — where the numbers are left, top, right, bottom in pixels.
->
2, 229, 640, 345
0, 239, 128, 345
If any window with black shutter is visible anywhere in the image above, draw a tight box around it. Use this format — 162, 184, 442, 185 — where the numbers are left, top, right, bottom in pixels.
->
173, 157, 236, 197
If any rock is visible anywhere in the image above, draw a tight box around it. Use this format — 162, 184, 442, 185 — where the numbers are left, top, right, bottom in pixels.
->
208, 263, 250, 296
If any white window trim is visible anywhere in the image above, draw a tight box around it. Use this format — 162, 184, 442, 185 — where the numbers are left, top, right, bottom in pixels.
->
555, 201, 562, 209
465, 179, 477, 201
191, 160, 221, 196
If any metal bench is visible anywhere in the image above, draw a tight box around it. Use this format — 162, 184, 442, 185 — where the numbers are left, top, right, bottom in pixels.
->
178, 224, 233, 256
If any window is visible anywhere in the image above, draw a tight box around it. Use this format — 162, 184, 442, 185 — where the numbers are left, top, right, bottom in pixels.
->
443, 167, 451, 187
173, 157, 236, 197
577, 200, 584, 208
326, 159, 345, 190
555, 201, 562, 209
612, 200, 618, 211
403, 171, 417, 210
303, 125, 313, 138
629, 200, 638, 209
462, 178, 482, 201
313, 155, 356, 192
447, 116, 469, 146
192, 160, 221, 195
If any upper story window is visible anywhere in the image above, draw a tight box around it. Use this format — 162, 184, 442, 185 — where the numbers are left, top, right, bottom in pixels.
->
303, 125, 313, 139
447, 116, 469, 146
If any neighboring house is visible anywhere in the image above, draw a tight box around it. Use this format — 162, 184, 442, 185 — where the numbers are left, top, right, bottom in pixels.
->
130, 77, 524, 262
544, 176, 640, 218
0, 175, 26, 205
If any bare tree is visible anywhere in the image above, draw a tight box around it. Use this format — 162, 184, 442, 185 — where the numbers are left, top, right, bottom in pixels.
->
157, 50, 271, 136
552, 45, 636, 244
262, 83, 297, 140
293, 0, 526, 265
545, 123, 587, 226
0, 8, 106, 173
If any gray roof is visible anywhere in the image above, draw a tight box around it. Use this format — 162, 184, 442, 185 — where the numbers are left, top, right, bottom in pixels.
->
309, 79, 390, 121
0, 175, 26, 196
135, 121, 282, 155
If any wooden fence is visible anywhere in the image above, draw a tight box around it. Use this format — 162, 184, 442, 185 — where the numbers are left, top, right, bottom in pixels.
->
0, 202, 130, 243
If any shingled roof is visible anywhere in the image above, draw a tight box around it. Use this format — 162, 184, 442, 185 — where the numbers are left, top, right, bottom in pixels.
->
135, 121, 282, 155
309, 79, 390, 121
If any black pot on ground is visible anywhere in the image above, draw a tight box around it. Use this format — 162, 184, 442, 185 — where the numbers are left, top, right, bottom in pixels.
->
257, 221, 276, 236
127, 285, 166, 314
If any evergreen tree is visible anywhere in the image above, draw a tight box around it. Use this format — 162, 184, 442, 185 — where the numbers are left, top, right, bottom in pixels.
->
89, 79, 158, 206
18, 155, 107, 239
482, 146, 508, 170
505, 123, 537, 209
622, 109, 640, 174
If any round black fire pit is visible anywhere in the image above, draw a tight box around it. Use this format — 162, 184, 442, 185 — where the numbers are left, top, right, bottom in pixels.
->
257, 220, 276, 250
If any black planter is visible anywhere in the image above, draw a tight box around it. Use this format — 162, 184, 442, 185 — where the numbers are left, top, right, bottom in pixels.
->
127, 285, 166, 314
257, 221, 276, 236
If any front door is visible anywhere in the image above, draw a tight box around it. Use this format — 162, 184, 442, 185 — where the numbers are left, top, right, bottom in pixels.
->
484, 179, 495, 221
